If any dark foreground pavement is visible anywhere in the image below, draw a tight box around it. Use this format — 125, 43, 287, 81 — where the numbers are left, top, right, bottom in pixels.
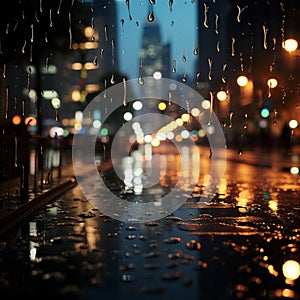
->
0, 146, 299, 300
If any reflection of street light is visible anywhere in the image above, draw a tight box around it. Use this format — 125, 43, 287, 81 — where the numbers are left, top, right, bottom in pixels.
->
283, 38, 298, 52
236, 75, 248, 87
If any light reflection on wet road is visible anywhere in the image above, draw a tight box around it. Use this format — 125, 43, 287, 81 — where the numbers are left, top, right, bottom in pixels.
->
0, 145, 300, 299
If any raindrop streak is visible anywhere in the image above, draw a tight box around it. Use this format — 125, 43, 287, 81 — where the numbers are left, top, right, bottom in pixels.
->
31, 24, 34, 43
35, 10, 40, 22
49, 9, 53, 27
93, 56, 98, 66
263, 25, 268, 50
104, 79, 107, 98
125, 0, 133, 21
2, 64, 6, 78
238, 134, 244, 155
100, 48, 104, 59
272, 37, 276, 51
91, 17, 95, 29
231, 38, 235, 56
45, 32, 48, 43
110, 74, 115, 84
208, 91, 213, 125
182, 71, 187, 82
248, 44, 254, 73
22, 40, 27, 53
240, 52, 244, 72
148, 5, 154, 22
30, 45, 33, 62
123, 78, 127, 106
236, 5, 248, 22
22, 99, 25, 116
120, 19, 124, 27
216, 40, 220, 52
229, 111, 233, 128
193, 44, 198, 55
111, 38, 115, 65
203, 3, 209, 28
273, 108, 278, 126
14, 137, 18, 167
44, 57, 48, 71
168, 91, 172, 105
215, 14, 219, 34
138, 57, 144, 85
55, 110, 59, 122
57, 0, 63, 14
4, 87, 8, 119
172, 59, 176, 73
40, 0, 43, 12
169, 0, 173, 12
104, 25, 109, 42
222, 64, 227, 83
27, 68, 31, 92
243, 113, 248, 130
208, 57, 212, 80
68, 13, 72, 49
14, 96, 17, 109
182, 49, 186, 62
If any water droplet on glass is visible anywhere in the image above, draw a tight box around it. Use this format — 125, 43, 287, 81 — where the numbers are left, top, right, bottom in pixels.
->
93, 56, 98, 66
193, 44, 198, 55
125, 0, 133, 21
208, 57, 212, 80
182, 71, 187, 82
171, 59, 176, 73
169, 0, 173, 12
104, 25, 109, 41
215, 13, 219, 34
148, 9, 154, 22
203, 3, 209, 28
57, 0, 62, 14
263, 24, 268, 49
236, 5, 248, 22
182, 49, 186, 62
123, 77, 127, 106
231, 37, 235, 56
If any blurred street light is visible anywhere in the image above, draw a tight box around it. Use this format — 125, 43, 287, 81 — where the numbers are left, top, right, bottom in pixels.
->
216, 90, 227, 101
283, 38, 298, 53
267, 78, 278, 88
237, 75, 249, 87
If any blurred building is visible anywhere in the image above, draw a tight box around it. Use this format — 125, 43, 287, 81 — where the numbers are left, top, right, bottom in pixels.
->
196, 0, 300, 146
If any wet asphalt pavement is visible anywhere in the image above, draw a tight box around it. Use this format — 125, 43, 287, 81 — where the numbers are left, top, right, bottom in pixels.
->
0, 146, 300, 300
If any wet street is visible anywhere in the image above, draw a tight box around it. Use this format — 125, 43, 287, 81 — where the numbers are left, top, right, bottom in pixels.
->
0, 145, 300, 300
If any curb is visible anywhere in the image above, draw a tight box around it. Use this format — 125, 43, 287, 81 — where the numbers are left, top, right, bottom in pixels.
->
0, 177, 77, 236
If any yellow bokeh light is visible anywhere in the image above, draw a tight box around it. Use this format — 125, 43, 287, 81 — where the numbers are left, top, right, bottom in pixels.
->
237, 75, 249, 87
191, 107, 200, 117
181, 113, 190, 122
158, 102, 167, 111
176, 118, 184, 126
151, 138, 160, 147
216, 90, 227, 101
289, 119, 298, 129
282, 260, 300, 280
283, 38, 298, 52
267, 78, 278, 88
